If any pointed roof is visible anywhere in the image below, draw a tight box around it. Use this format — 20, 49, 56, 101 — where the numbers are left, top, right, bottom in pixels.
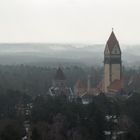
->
106, 31, 120, 52
54, 67, 66, 80
75, 80, 86, 89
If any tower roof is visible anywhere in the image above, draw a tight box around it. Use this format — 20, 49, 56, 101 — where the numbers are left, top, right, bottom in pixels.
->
54, 67, 66, 80
106, 31, 120, 52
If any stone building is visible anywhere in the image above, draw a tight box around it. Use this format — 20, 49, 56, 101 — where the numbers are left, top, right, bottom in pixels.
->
103, 30, 122, 93
48, 67, 73, 99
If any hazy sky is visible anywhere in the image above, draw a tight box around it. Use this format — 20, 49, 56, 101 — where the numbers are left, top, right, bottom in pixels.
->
0, 0, 140, 44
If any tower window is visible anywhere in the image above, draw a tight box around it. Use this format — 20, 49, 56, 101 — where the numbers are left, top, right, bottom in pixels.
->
115, 50, 118, 53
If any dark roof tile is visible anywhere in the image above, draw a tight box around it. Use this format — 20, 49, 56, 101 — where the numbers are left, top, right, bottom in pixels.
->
106, 31, 119, 52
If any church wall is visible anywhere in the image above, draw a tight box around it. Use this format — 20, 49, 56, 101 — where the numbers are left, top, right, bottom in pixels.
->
111, 64, 121, 82
104, 64, 110, 92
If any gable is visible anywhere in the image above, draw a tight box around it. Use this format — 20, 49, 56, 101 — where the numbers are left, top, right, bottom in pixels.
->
111, 44, 121, 55
104, 45, 110, 55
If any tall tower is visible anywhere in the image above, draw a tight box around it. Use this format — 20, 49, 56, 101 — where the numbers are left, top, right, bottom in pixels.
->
103, 30, 122, 92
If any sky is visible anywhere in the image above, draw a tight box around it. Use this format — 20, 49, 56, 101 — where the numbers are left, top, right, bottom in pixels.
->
0, 0, 140, 44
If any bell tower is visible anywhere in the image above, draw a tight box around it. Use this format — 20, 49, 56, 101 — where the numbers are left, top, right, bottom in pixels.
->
103, 30, 122, 92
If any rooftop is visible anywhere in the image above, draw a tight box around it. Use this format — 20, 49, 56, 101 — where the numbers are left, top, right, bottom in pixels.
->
106, 31, 120, 52
54, 67, 66, 80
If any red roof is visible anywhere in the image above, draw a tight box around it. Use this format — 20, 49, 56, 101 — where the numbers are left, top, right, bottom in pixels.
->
96, 81, 103, 89
108, 79, 122, 91
54, 67, 66, 80
106, 31, 120, 52
75, 80, 86, 89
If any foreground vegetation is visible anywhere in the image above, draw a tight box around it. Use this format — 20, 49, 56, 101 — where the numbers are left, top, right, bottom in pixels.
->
0, 65, 139, 139
0, 90, 139, 140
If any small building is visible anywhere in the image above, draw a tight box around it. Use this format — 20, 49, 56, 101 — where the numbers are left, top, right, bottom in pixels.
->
80, 93, 93, 104
48, 67, 73, 100
74, 75, 98, 104
74, 79, 87, 97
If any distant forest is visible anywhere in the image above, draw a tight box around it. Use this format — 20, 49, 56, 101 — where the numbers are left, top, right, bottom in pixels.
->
0, 65, 103, 96
0, 64, 138, 97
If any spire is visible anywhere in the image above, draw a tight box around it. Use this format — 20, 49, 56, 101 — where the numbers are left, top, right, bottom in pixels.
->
106, 30, 119, 52
112, 27, 114, 32
54, 67, 66, 80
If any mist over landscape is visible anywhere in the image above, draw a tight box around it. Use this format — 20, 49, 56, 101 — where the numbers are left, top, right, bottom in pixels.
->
1, 0, 140, 139
0, 43, 139, 67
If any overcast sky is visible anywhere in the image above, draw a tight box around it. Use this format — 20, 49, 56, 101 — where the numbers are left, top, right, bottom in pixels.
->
0, 0, 140, 44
